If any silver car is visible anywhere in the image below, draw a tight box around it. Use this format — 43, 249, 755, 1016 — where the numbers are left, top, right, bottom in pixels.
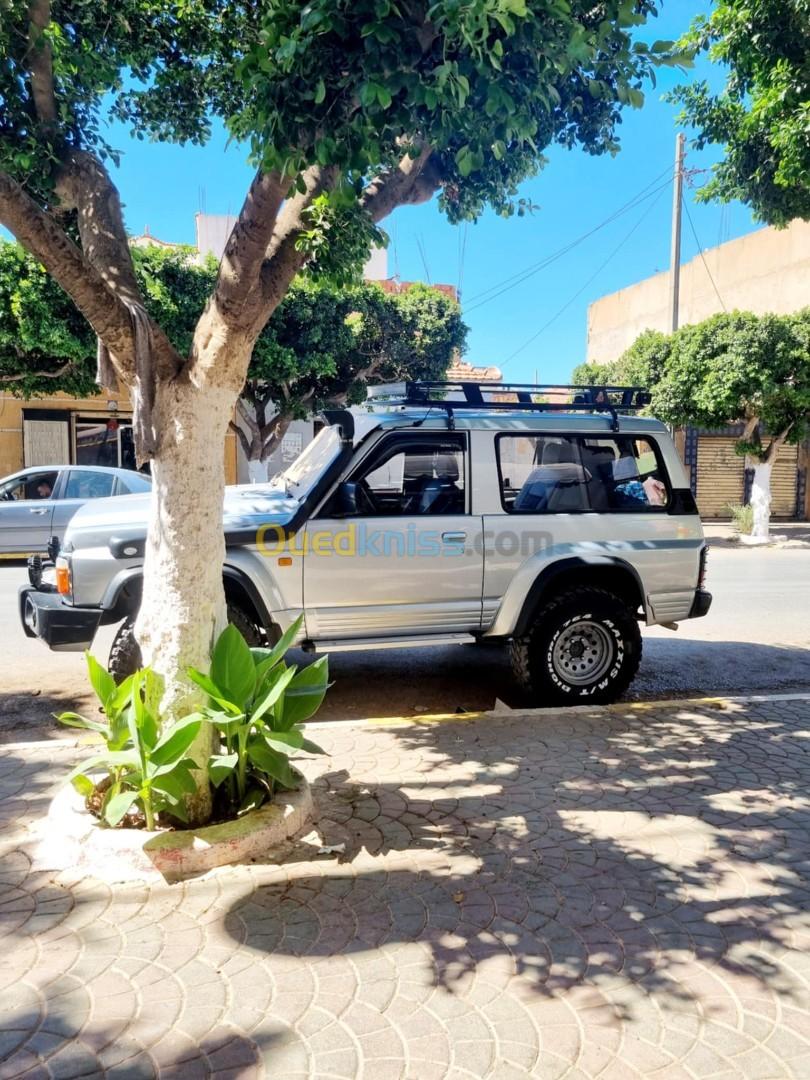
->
0, 465, 151, 554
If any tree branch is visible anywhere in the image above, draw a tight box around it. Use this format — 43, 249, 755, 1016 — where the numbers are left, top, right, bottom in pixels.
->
360, 145, 443, 224
0, 360, 73, 384
0, 170, 137, 364
765, 424, 793, 463
229, 419, 252, 458
212, 170, 291, 327
261, 413, 292, 457
235, 396, 260, 438
26, 0, 57, 126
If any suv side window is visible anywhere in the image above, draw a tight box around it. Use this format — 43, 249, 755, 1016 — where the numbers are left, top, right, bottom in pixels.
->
579, 437, 669, 511
333, 435, 466, 517
497, 436, 588, 513
497, 434, 669, 513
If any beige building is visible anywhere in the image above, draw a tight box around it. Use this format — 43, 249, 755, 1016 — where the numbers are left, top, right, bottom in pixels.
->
587, 218, 810, 364
585, 220, 810, 521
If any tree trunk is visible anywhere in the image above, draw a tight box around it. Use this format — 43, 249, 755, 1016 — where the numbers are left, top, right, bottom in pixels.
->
247, 456, 270, 483
750, 461, 772, 541
135, 377, 236, 824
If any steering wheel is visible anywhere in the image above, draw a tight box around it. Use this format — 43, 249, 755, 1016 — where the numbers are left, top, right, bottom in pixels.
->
355, 480, 381, 515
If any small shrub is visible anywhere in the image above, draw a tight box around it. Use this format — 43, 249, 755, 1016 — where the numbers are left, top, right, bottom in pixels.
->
727, 502, 754, 535
57, 655, 202, 829
187, 616, 328, 816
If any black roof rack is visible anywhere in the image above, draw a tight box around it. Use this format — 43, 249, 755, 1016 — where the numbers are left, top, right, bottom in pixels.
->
392, 381, 651, 433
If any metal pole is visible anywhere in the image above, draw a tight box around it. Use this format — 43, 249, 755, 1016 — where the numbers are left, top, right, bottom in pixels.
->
669, 132, 685, 333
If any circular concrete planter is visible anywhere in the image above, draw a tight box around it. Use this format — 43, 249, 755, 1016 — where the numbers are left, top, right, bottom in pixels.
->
33, 779, 313, 883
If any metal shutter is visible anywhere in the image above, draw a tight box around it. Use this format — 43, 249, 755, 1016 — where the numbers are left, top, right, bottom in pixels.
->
696, 435, 745, 520
771, 444, 799, 518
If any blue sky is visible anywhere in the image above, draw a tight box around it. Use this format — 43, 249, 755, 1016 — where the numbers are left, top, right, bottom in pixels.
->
13, 0, 760, 384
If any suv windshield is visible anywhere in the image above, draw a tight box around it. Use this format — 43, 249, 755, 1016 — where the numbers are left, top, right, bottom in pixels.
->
274, 426, 342, 497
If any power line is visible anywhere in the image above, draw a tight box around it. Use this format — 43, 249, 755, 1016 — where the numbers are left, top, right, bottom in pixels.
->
501, 185, 669, 368
463, 164, 674, 314
683, 198, 727, 313
415, 233, 432, 284
457, 222, 468, 298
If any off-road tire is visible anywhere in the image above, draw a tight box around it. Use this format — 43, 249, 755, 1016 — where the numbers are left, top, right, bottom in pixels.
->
108, 604, 264, 682
510, 586, 641, 706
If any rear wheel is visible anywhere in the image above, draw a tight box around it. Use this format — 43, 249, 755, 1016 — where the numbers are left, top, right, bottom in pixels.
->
510, 586, 641, 706
108, 604, 264, 681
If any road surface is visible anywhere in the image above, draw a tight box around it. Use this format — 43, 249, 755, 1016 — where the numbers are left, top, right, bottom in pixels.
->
1, 542, 808, 738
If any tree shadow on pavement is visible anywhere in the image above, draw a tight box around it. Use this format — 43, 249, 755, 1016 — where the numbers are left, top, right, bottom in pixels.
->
224, 697, 810, 1025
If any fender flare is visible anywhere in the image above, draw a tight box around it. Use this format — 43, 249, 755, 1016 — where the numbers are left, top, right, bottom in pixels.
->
511, 556, 646, 638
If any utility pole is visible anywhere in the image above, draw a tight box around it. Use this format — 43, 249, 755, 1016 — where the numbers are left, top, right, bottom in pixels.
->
669, 132, 685, 333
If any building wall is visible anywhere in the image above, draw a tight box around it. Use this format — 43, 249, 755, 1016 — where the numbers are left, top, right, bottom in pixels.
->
587, 219, 810, 364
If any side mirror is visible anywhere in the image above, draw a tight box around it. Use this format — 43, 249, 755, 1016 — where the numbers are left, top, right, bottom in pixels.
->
336, 481, 359, 516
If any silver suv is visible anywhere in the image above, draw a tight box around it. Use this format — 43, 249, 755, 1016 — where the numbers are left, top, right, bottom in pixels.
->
19, 382, 711, 705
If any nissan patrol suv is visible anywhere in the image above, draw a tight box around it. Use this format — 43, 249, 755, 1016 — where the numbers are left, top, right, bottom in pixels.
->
19, 382, 711, 705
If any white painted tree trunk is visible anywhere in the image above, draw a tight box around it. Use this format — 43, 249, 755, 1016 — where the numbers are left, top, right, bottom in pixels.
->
750, 461, 772, 541
247, 456, 270, 484
135, 378, 236, 823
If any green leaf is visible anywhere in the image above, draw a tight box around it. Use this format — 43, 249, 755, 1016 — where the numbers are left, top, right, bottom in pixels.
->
149, 714, 202, 768
250, 615, 303, 681
85, 652, 116, 710
280, 657, 330, 729
238, 787, 266, 814
314, 78, 326, 104
151, 768, 196, 801
56, 711, 107, 735
300, 735, 327, 756
188, 669, 245, 716
65, 750, 138, 784
252, 664, 297, 725
263, 727, 303, 754
103, 790, 138, 827
210, 624, 257, 708
246, 737, 300, 789
70, 773, 95, 798
208, 751, 238, 787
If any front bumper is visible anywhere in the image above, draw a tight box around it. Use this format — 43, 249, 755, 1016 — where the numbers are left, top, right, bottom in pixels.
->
688, 589, 712, 619
19, 586, 102, 652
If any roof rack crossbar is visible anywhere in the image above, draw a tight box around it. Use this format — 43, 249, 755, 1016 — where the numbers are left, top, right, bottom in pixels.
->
394, 381, 650, 422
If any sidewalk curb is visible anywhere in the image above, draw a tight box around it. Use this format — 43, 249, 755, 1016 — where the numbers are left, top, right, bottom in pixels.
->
3, 693, 808, 751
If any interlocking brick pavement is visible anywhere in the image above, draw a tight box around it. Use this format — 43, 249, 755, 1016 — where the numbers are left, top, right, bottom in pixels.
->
3, 695, 810, 1078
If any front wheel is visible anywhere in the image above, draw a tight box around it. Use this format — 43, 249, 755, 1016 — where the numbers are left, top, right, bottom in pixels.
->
108, 604, 264, 682
510, 587, 642, 706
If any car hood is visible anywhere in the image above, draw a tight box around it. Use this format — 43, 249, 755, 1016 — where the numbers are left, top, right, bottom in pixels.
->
65, 484, 303, 542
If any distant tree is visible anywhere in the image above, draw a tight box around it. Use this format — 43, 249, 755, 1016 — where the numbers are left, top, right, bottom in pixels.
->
588, 312, 810, 539
235, 281, 466, 482
671, 1, 810, 225
0, 240, 465, 483
571, 329, 671, 391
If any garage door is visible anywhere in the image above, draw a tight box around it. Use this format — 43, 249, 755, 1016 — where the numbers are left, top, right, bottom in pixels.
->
696, 435, 745, 519
771, 444, 798, 518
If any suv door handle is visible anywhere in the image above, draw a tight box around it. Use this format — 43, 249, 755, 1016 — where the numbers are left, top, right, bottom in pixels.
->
29, 508, 49, 515
441, 531, 467, 543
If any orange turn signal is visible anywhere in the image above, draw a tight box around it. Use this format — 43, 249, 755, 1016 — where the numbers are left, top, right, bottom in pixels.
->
55, 560, 71, 595
278, 556, 293, 567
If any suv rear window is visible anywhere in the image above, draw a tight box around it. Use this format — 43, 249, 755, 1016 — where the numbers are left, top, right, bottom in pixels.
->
497, 435, 669, 513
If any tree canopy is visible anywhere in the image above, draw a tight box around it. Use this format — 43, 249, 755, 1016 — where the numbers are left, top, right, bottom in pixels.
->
671, 1, 810, 226
0, 240, 465, 467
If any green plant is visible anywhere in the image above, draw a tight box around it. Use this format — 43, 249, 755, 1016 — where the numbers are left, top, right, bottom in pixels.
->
187, 618, 328, 815
58, 655, 203, 829
727, 502, 754, 536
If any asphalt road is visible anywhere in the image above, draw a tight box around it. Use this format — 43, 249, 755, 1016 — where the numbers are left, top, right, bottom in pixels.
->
1, 543, 809, 738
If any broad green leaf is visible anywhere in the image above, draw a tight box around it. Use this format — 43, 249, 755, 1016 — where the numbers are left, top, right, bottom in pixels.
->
251, 664, 297, 725
103, 790, 138, 827
300, 735, 327, 756
56, 711, 107, 735
250, 614, 303, 681
246, 737, 300, 789
70, 773, 95, 797
208, 751, 238, 787
262, 728, 303, 753
65, 750, 138, 784
279, 657, 330, 729
187, 669, 244, 716
151, 768, 196, 801
149, 715, 202, 768
314, 78, 326, 104
238, 787, 266, 814
211, 624, 257, 708
85, 652, 116, 709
